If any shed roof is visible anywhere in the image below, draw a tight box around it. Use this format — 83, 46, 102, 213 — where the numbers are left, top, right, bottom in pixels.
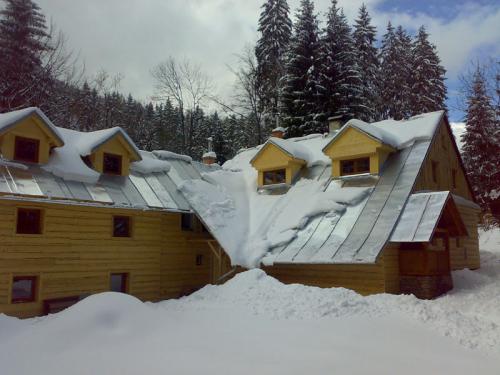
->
390, 191, 468, 243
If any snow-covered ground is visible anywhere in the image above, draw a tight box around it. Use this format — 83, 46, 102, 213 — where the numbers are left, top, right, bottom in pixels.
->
0, 228, 499, 375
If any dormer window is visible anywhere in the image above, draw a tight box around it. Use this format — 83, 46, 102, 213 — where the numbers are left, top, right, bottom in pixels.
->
263, 169, 286, 185
103, 153, 122, 175
340, 157, 370, 176
14, 136, 39, 163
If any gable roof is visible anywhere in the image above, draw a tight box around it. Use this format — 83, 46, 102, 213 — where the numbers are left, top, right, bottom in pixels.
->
0, 107, 64, 146
61, 126, 142, 161
251, 137, 312, 165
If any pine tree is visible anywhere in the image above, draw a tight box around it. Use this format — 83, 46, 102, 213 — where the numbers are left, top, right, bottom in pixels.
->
410, 26, 447, 115
281, 0, 322, 136
378, 24, 412, 120
461, 67, 498, 210
317, 0, 365, 122
255, 0, 292, 128
0, 0, 51, 111
353, 3, 378, 122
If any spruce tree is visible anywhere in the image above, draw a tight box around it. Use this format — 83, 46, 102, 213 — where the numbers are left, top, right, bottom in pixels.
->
352, 3, 378, 122
317, 0, 365, 122
281, 0, 322, 136
255, 0, 292, 129
378, 24, 412, 120
0, 0, 51, 111
461, 67, 498, 210
410, 26, 447, 115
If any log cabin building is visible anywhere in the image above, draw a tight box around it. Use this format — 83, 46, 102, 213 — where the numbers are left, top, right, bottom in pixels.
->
0, 108, 480, 318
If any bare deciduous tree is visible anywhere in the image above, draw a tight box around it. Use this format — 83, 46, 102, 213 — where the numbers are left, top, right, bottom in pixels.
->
151, 57, 212, 153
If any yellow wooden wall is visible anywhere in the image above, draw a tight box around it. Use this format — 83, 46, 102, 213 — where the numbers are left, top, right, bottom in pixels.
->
252, 143, 305, 186
263, 243, 400, 296
413, 119, 480, 269
323, 127, 394, 178
0, 116, 60, 164
0, 199, 214, 318
90, 135, 134, 176
413, 120, 473, 200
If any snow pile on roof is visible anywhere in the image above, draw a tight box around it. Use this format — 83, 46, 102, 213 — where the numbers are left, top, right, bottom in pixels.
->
180, 165, 371, 268
266, 137, 313, 164
153, 150, 192, 163
0, 107, 64, 143
338, 111, 444, 150
0, 158, 28, 170
64, 127, 140, 158
43, 127, 101, 184
1, 233, 499, 374
202, 151, 217, 159
130, 151, 171, 174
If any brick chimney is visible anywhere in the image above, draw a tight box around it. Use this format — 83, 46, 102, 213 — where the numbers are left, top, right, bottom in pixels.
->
202, 151, 217, 165
271, 126, 286, 139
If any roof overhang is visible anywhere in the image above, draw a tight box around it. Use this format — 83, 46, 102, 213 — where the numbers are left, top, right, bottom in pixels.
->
390, 191, 468, 243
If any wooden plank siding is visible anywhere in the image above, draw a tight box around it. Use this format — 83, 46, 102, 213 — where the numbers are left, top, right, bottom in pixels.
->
0, 199, 215, 318
262, 245, 400, 296
413, 118, 480, 271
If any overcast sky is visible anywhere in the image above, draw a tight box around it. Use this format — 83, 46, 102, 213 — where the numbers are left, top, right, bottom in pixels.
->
36, 0, 500, 121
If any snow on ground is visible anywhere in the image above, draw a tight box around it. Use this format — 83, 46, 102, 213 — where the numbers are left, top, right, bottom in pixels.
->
0, 228, 499, 375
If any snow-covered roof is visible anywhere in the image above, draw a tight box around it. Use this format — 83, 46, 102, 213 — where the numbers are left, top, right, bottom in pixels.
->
177, 110, 474, 268
324, 111, 445, 151
0, 108, 198, 213
202, 151, 217, 159
0, 107, 64, 145
251, 135, 331, 167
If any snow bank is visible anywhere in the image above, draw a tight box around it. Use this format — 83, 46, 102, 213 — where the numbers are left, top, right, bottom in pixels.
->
1, 238, 499, 375
130, 151, 171, 174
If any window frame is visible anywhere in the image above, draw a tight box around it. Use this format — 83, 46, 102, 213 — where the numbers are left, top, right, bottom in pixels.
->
102, 152, 122, 175
340, 157, 370, 176
16, 208, 43, 235
112, 215, 131, 238
14, 136, 40, 163
263, 168, 286, 185
109, 273, 128, 293
11, 276, 37, 303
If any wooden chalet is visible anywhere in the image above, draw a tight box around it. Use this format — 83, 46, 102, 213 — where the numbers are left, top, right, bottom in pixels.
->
0, 108, 481, 318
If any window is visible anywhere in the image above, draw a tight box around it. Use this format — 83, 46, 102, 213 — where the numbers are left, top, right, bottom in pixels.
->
196, 254, 204, 266
113, 216, 131, 237
263, 169, 286, 185
431, 161, 439, 184
455, 237, 460, 248
103, 153, 122, 175
14, 136, 39, 163
11, 276, 37, 303
452, 169, 457, 189
340, 157, 370, 176
110, 273, 128, 293
181, 213, 194, 231
16, 208, 42, 234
